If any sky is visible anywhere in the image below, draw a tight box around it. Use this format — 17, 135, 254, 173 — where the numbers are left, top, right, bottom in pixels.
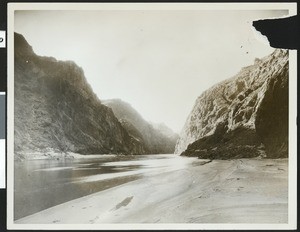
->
14, 9, 288, 133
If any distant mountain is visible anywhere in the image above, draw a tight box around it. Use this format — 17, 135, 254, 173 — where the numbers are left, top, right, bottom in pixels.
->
151, 122, 179, 141
103, 99, 178, 154
176, 49, 288, 159
14, 32, 145, 159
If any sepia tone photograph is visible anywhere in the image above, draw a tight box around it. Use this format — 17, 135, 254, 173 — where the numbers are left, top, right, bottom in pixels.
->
7, 3, 297, 230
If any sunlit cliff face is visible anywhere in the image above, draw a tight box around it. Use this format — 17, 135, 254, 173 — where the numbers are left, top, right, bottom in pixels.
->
177, 49, 288, 159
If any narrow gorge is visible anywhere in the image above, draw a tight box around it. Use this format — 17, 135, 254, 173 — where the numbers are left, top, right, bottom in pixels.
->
14, 32, 289, 160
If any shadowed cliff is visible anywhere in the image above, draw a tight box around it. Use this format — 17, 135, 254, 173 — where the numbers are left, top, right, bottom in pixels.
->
14, 33, 145, 158
103, 99, 178, 154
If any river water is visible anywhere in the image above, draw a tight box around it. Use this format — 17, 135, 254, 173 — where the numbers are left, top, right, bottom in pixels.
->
14, 154, 193, 220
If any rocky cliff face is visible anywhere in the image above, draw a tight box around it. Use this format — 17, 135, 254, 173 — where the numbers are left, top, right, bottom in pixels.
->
176, 49, 288, 159
103, 99, 178, 154
14, 33, 145, 158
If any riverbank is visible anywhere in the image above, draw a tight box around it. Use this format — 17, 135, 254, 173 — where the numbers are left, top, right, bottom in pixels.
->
16, 158, 288, 224
14, 150, 118, 161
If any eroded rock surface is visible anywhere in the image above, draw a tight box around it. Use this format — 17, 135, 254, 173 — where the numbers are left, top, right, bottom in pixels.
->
176, 49, 288, 159
14, 33, 144, 158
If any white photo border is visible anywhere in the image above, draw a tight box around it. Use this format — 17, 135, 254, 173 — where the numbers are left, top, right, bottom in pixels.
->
7, 2, 297, 230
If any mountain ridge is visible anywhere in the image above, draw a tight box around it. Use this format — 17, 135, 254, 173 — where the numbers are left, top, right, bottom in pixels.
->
14, 32, 145, 159
103, 98, 178, 154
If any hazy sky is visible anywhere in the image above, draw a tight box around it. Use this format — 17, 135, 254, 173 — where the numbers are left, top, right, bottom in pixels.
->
15, 10, 288, 133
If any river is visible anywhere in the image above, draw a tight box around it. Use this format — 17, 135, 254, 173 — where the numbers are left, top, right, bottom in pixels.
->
14, 154, 193, 220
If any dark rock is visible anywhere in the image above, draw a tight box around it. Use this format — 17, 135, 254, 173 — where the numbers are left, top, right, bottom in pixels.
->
103, 99, 178, 154
14, 33, 145, 157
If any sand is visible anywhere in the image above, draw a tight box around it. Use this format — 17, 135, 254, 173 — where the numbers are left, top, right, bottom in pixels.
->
16, 158, 288, 224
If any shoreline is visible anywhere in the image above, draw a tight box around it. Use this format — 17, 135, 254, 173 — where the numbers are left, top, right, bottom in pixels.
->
14, 151, 181, 161
14, 151, 119, 161
16, 158, 288, 224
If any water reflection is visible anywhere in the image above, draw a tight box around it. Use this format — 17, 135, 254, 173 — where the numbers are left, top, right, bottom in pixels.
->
14, 154, 189, 220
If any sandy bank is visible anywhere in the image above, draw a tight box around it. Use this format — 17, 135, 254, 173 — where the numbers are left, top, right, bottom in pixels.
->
16, 158, 288, 224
